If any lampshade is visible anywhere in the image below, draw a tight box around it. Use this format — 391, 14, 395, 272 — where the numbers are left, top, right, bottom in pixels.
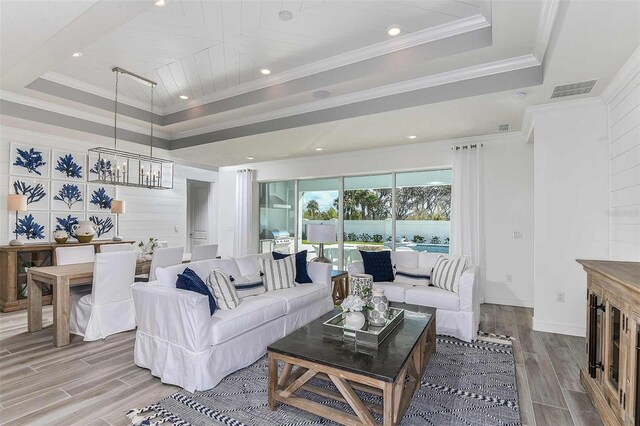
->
307, 223, 336, 244
7, 194, 27, 212
111, 200, 125, 214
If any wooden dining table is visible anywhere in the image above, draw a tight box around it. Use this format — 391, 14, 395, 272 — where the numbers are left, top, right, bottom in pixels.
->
27, 259, 152, 347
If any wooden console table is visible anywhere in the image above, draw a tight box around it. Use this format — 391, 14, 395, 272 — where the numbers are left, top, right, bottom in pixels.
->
577, 259, 640, 425
331, 270, 349, 304
0, 240, 135, 312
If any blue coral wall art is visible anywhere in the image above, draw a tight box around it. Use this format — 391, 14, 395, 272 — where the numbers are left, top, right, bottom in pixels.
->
51, 181, 85, 211
11, 178, 50, 211
11, 212, 48, 241
88, 214, 115, 239
10, 143, 50, 177
51, 213, 83, 240
52, 150, 85, 181
87, 185, 115, 211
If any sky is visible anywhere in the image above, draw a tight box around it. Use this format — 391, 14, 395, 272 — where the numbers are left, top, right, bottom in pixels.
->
302, 190, 338, 211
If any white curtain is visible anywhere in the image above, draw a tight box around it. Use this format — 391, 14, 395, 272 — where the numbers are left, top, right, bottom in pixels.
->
450, 145, 484, 269
234, 169, 254, 257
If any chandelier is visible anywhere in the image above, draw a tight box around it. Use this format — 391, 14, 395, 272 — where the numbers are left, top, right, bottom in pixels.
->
88, 67, 173, 189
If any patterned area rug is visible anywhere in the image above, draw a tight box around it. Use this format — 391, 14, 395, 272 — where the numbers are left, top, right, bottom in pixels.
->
128, 335, 519, 426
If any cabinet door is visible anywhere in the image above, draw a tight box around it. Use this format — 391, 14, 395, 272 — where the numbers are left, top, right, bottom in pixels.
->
604, 294, 627, 420
625, 311, 640, 426
587, 286, 605, 381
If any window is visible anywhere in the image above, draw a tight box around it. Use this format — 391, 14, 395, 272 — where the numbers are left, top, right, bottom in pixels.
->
256, 168, 452, 266
258, 181, 295, 254
343, 174, 393, 267
395, 170, 451, 253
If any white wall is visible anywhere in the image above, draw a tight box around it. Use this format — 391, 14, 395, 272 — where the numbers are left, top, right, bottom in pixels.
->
483, 141, 534, 307
0, 126, 218, 250
218, 133, 536, 307
532, 101, 610, 336
606, 49, 640, 261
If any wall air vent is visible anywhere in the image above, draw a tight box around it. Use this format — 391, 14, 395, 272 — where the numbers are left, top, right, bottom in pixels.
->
497, 124, 510, 132
551, 79, 598, 99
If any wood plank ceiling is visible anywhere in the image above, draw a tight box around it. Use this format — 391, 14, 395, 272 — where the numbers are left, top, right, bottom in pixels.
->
52, 0, 483, 108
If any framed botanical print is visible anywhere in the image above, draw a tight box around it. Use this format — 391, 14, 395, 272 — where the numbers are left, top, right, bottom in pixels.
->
51, 181, 85, 211
87, 213, 115, 240
51, 150, 86, 181
9, 143, 50, 177
10, 177, 50, 211
86, 184, 115, 212
8, 211, 49, 243
51, 212, 85, 242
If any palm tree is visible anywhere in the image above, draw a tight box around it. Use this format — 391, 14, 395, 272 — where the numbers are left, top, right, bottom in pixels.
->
306, 199, 319, 219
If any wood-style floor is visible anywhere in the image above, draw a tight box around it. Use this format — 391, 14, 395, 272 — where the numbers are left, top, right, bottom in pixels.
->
0, 304, 600, 425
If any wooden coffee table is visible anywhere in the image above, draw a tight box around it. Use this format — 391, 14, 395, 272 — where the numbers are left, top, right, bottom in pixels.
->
267, 308, 436, 426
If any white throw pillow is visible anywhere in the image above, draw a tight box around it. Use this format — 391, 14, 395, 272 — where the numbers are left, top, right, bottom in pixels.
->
431, 255, 468, 294
230, 272, 266, 298
394, 264, 431, 286
206, 268, 240, 309
260, 256, 297, 291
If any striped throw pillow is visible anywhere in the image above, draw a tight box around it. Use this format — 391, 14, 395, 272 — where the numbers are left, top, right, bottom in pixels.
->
394, 265, 431, 286
206, 268, 240, 310
431, 256, 468, 294
260, 256, 297, 291
230, 272, 266, 298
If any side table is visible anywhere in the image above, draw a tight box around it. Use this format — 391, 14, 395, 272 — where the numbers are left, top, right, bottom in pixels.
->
330, 270, 349, 304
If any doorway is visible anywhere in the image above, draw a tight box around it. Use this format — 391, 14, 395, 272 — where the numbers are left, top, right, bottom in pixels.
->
187, 179, 211, 253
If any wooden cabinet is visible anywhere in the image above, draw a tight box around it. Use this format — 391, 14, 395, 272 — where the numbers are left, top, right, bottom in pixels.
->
579, 259, 640, 426
0, 240, 135, 312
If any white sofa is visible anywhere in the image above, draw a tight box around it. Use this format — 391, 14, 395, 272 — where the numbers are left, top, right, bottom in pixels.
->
131, 253, 333, 392
349, 251, 480, 342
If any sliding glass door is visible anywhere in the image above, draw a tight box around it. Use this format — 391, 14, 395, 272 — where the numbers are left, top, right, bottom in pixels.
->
257, 168, 452, 266
395, 170, 451, 254
343, 174, 393, 268
297, 178, 340, 267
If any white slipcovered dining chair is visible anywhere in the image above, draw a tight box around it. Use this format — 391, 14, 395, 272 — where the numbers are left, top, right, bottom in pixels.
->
55, 245, 95, 265
55, 246, 95, 293
190, 244, 218, 261
149, 247, 184, 281
69, 251, 138, 341
100, 243, 133, 253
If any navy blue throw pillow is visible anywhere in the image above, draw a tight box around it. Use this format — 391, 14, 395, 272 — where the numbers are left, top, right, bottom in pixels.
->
175, 267, 217, 315
360, 250, 394, 282
272, 250, 313, 284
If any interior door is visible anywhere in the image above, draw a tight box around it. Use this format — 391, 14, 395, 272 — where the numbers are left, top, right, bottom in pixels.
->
188, 180, 210, 252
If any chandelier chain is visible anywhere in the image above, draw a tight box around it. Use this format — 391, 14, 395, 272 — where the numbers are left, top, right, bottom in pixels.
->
150, 85, 154, 158
114, 71, 119, 151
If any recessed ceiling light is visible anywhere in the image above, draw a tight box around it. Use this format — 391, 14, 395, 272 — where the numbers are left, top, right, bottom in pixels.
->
279, 10, 293, 21
312, 90, 331, 99
315, 147, 323, 151
407, 135, 417, 139
259, 68, 271, 75
246, 156, 254, 160
179, 95, 189, 100
513, 91, 527, 100
155, 0, 166, 6
72, 52, 83, 57
387, 26, 402, 36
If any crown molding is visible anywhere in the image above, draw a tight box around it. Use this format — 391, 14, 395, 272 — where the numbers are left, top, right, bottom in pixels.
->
600, 46, 640, 106
220, 132, 524, 171
521, 96, 605, 141
160, 15, 490, 115
40, 72, 162, 114
533, 0, 560, 62
173, 55, 540, 140
0, 90, 170, 139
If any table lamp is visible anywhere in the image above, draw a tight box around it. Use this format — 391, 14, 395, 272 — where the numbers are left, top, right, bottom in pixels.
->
307, 223, 336, 263
111, 200, 125, 241
7, 194, 28, 246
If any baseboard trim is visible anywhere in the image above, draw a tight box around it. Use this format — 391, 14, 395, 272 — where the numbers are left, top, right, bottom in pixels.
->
532, 318, 585, 337
483, 296, 533, 308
